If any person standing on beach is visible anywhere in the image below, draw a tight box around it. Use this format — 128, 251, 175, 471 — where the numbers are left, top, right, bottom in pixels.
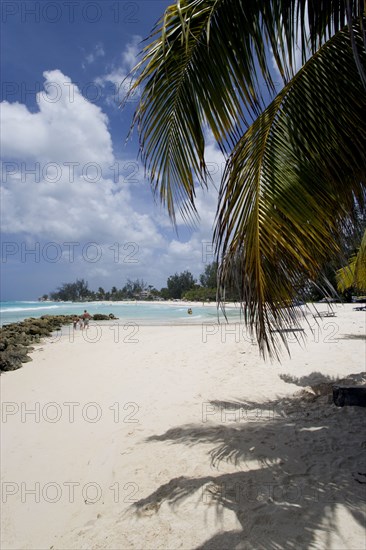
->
82, 310, 91, 330
73, 316, 80, 329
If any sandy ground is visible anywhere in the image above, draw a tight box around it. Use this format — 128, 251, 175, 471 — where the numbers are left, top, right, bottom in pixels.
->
1, 303, 365, 550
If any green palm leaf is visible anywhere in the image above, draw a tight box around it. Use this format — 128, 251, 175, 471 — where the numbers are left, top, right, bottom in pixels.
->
127, 0, 366, 356
336, 229, 366, 291
130, 1, 365, 222
215, 26, 366, 357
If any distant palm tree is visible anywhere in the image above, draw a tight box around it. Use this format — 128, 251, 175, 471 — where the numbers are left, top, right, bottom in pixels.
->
97, 287, 106, 299
128, 0, 366, 357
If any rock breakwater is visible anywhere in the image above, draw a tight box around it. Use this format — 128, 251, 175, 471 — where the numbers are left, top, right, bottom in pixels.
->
0, 313, 118, 372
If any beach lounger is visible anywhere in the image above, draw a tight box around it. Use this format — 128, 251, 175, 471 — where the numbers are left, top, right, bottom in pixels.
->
313, 311, 337, 318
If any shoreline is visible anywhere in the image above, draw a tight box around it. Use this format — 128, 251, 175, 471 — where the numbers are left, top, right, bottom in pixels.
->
1, 304, 365, 548
0, 300, 241, 329
1, 302, 362, 372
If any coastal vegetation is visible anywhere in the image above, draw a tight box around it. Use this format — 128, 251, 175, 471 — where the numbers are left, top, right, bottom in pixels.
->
44, 252, 365, 304
48, 278, 151, 302
127, 0, 366, 356
46, 264, 219, 302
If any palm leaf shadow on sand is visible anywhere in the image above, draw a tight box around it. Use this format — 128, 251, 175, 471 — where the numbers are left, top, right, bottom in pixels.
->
279, 371, 339, 387
129, 373, 366, 549
340, 334, 366, 340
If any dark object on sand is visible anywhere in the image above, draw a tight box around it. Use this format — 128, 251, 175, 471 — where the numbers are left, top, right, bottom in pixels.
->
333, 385, 366, 407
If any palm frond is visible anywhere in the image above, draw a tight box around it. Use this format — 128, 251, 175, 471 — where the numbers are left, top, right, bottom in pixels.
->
126, 1, 366, 356
130, 0, 274, 222
337, 229, 366, 291
215, 26, 366, 358
129, 1, 365, 223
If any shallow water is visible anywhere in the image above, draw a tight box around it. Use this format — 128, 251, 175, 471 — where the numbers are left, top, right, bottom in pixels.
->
0, 300, 243, 326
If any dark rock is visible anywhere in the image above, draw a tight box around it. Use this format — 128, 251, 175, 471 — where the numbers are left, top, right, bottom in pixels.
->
0, 339, 8, 351
0, 356, 22, 371
92, 313, 118, 321
0, 348, 31, 370
0, 314, 75, 373
333, 385, 366, 407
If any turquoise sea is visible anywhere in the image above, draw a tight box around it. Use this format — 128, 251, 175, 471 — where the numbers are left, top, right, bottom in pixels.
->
0, 301, 242, 326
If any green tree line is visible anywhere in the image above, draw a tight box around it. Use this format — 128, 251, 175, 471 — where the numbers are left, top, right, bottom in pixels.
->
44, 263, 219, 302
44, 250, 364, 303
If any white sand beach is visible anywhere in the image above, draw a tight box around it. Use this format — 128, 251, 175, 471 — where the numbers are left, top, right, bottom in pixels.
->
1, 303, 365, 549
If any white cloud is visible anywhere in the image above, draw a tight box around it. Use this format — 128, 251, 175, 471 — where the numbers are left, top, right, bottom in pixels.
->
121, 35, 141, 71
0, 71, 223, 292
83, 42, 105, 67
0, 70, 161, 248
1, 70, 113, 167
1, 173, 159, 242
95, 36, 142, 106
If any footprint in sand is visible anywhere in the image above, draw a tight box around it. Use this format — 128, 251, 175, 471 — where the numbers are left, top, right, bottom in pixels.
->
120, 449, 133, 456
140, 502, 161, 516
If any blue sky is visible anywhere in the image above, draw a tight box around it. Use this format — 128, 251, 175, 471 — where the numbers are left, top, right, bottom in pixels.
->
0, 0, 225, 300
